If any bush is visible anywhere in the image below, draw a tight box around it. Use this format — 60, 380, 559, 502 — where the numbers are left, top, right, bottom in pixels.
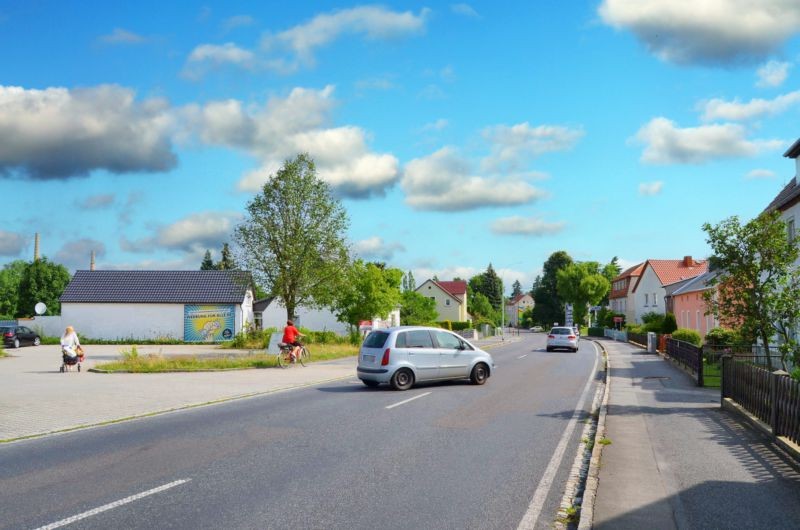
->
662, 313, 678, 334
641, 312, 665, 333
450, 321, 472, 331
438, 320, 453, 330
626, 324, 645, 334
672, 328, 702, 347
588, 327, 605, 337
705, 327, 741, 346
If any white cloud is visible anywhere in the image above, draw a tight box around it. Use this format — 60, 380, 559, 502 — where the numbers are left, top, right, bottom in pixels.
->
451, 4, 480, 18
355, 76, 396, 91
122, 211, 241, 253
183, 43, 257, 78
402, 147, 547, 211
186, 7, 429, 77
699, 91, 800, 121
0, 230, 26, 256
481, 122, 584, 172
634, 117, 783, 164
757, 60, 791, 87
186, 86, 399, 198
222, 15, 256, 33
598, 0, 800, 65
353, 237, 406, 261
77, 194, 115, 210
422, 118, 449, 132
745, 168, 776, 179
638, 181, 663, 196
490, 216, 566, 236
55, 239, 106, 270
98, 28, 146, 45
0, 85, 176, 179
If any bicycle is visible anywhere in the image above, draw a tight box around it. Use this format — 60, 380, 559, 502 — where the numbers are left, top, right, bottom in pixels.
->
277, 342, 308, 368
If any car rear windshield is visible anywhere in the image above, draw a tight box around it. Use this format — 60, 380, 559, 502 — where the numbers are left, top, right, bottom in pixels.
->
363, 331, 389, 348
550, 328, 572, 335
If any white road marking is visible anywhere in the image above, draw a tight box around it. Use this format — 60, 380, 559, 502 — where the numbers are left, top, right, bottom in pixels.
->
35, 479, 191, 530
517, 343, 600, 530
385, 391, 432, 410
517, 354, 528, 359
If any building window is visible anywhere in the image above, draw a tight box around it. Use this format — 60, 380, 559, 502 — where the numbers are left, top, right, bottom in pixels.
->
653, 293, 657, 306
645, 294, 649, 306
445, 298, 451, 306
696, 310, 700, 331
788, 218, 796, 243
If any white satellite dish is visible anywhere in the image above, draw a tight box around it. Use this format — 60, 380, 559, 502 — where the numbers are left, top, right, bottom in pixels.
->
34, 302, 47, 315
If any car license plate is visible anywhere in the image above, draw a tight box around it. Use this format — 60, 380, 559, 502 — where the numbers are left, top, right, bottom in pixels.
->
363, 354, 375, 362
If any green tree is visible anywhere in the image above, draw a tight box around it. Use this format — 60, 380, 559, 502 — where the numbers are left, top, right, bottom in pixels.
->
469, 291, 498, 325
703, 211, 800, 370
511, 279, 523, 298
400, 290, 438, 325
520, 306, 535, 328
402, 270, 417, 292
200, 250, 215, 270
234, 154, 351, 320
532, 251, 573, 326
334, 260, 403, 330
601, 256, 622, 305
17, 258, 71, 317
0, 260, 27, 318
556, 261, 610, 327
470, 264, 503, 311
662, 312, 678, 334
217, 243, 236, 270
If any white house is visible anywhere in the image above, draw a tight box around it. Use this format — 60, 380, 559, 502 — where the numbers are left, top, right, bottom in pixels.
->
608, 263, 644, 324
505, 293, 534, 327
631, 257, 708, 324
415, 279, 469, 322
58, 270, 254, 341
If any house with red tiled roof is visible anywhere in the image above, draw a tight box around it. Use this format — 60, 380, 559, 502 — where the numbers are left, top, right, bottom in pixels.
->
415, 279, 470, 322
505, 293, 534, 327
631, 257, 708, 324
608, 263, 644, 325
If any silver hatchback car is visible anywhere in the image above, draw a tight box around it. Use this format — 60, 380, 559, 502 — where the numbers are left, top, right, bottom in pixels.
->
357, 326, 495, 390
546, 326, 579, 352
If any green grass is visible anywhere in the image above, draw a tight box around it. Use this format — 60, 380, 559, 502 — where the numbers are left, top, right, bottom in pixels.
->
0, 346, 6, 358
703, 359, 722, 388
93, 344, 359, 373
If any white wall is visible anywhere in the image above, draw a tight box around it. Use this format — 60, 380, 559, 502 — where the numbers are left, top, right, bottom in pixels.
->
633, 266, 666, 323
62, 303, 185, 340
25, 315, 64, 338
416, 280, 463, 321
259, 299, 350, 335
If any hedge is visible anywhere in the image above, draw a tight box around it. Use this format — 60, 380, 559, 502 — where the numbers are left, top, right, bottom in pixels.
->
671, 328, 702, 347
588, 327, 605, 337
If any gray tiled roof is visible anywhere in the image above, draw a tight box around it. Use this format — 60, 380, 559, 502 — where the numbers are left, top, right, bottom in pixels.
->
60, 270, 253, 304
764, 177, 800, 213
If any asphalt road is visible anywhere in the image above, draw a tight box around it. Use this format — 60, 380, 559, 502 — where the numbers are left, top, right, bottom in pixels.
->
0, 333, 600, 530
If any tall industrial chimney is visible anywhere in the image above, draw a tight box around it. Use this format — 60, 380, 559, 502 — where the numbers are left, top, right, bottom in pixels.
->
33, 233, 40, 262
90, 251, 96, 271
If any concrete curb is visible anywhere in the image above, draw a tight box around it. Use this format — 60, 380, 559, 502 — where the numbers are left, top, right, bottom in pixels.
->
577, 340, 611, 530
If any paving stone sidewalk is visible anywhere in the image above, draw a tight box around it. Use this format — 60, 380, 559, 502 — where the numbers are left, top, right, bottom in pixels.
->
592, 339, 800, 529
0, 336, 512, 442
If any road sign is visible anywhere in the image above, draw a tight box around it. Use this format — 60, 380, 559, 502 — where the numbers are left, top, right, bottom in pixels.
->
565, 303, 573, 327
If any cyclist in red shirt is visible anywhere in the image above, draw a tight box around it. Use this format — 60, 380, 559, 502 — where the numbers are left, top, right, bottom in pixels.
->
282, 320, 305, 362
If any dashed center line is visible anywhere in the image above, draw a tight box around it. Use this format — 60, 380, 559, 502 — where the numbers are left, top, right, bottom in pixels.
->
386, 392, 432, 410
517, 354, 528, 359
34, 479, 191, 530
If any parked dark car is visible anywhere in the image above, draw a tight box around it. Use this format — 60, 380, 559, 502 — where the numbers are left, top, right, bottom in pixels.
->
1, 326, 41, 348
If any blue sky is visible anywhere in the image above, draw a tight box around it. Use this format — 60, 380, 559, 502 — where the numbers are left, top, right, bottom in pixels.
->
1, 1, 799, 292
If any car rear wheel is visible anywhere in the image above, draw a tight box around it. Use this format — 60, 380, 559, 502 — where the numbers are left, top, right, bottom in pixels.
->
33, 337, 40, 346
546, 347, 552, 352
362, 380, 380, 388
470, 363, 489, 385
573, 347, 578, 353
13, 338, 19, 348
390, 368, 414, 391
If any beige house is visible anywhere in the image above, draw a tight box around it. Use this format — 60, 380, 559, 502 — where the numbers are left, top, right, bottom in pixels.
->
415, 279, 470, 322
505, 293, 534, 327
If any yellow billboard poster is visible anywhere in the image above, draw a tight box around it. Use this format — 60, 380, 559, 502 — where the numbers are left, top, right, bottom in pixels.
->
184, 305, 235, 342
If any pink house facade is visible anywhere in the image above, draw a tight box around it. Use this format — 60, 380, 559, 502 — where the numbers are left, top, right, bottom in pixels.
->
670, 272, 718, 340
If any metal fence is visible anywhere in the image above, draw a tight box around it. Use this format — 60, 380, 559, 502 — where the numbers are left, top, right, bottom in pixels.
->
722, 356, 800, 447
666, 338, 704, 386
627, 332, 647, 347
604, 328, 627, 342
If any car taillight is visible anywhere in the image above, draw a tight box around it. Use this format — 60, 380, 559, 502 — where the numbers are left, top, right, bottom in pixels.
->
381, 348, 391, 366
568, 335, 576, 340
548, 335, 555, 339
3, 332, 11, 337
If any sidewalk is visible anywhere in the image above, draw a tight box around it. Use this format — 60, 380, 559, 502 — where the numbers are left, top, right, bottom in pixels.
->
592, 339, 800, 529
0, 335, 510, 442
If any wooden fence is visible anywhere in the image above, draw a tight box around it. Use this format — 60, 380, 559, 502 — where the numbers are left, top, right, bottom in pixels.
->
722, 356, 800, 447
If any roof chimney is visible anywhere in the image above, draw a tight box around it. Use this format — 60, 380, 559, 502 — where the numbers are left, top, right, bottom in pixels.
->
90, 251, 96, 271
33, 233, 40, 262
683, 255, 693, 267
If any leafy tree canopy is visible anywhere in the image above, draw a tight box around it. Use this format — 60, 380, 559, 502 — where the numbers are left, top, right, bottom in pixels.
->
556, 261, 610, 326
17, 258, 71, 317
400, 290, 438, 325
0, 260, 27, 319
334, 260, 403, 328
234, 153, 351, 320
532, 251, 573, 326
